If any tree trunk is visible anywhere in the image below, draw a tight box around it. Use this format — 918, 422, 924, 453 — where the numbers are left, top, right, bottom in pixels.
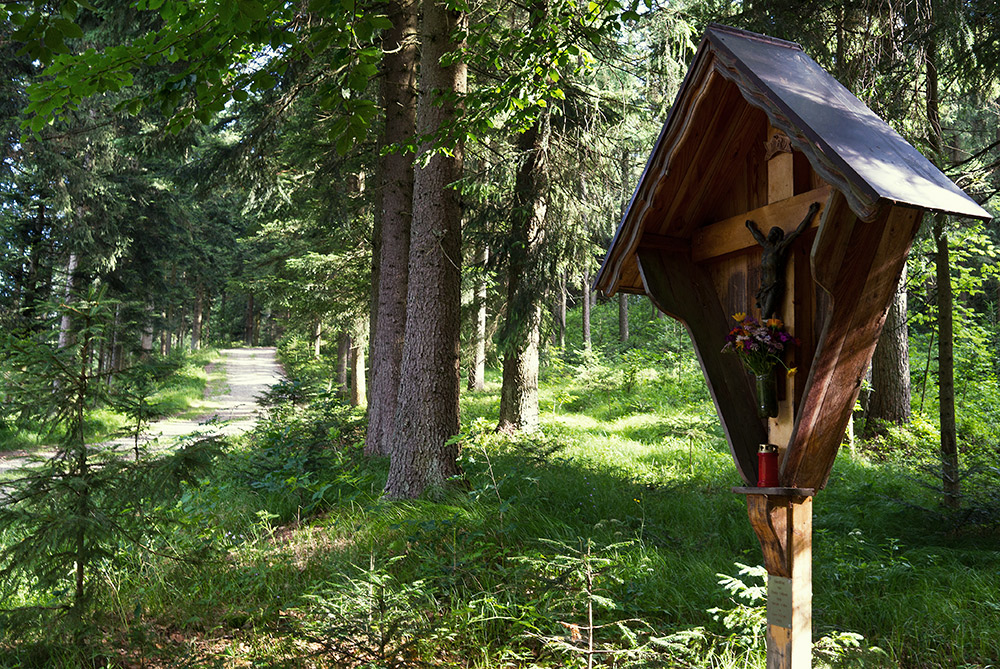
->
57, 253, 78, 350
554, 271, 566, 349
926, 30, 960, 509
384, 0, 466, 499
312, 320, 323, 359
935, 216, 961, 508
336, 331, 351, 398
201, 297, 211, 345
468, 246, 488, 391
498, 76, 549, 433
245, 294, 255, 346
351, 337, 367, 407
618, 293, 629, 343
582, 268, 592, 350
618, 145, 630, 345
176, 305, 187, 351
160, 309, 170, 356
21, 200, 45, 320
864, 264, 911, 436
191, 290, 203, 351
365, 0, 418, 457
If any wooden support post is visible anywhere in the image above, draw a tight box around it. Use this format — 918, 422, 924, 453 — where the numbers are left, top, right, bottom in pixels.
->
747, 127, 813, 669
766, 126, 797, 453
739, 490, 813, 669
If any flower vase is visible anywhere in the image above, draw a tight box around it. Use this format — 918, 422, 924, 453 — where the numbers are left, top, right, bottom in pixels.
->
755, 371, 778, 418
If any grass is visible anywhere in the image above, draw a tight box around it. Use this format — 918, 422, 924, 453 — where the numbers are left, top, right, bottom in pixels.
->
0, 332, 998, 667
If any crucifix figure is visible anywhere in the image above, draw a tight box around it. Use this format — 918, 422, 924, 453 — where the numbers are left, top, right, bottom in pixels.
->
746, 202, 821, 319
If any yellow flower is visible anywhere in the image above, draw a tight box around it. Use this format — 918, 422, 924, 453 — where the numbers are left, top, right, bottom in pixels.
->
766, 318, 784, 328
786, 367, 797, 377
733, 312, 746, 321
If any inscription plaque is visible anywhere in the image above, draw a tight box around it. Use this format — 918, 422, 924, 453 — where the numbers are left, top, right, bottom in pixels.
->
767, 575, 793, 628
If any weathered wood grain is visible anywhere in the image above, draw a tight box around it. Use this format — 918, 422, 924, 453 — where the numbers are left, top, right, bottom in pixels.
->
783, 200, 923, 489
691, 186, 831, 263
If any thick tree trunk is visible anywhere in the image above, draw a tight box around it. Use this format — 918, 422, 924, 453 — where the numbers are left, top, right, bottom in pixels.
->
582, 268, 592, 350
366, 0, 418, 457
498, 98, 549, 433
468, 246, 488, 391
384, 0, 466, 499
864, 265, 911, 436
336, 332, 351, 398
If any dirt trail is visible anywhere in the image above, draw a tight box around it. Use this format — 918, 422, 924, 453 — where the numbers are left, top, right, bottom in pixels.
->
140, 347, 285, 441
0, 347, 284, 474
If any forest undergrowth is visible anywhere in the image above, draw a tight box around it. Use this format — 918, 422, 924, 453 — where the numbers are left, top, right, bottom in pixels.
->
0, 313, 998, 668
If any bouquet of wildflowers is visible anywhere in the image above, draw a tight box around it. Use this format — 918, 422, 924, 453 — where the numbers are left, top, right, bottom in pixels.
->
722, 313, 798, 376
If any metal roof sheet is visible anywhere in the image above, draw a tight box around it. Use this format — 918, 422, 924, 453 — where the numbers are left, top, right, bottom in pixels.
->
706, 24, 990, 221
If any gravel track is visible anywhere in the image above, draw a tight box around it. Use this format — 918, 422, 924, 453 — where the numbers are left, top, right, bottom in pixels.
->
0, 347, 284, 474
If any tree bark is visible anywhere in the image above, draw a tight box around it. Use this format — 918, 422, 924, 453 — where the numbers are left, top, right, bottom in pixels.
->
160, 309, 170, 356
935, 215, 961, 508
336, 331, 351, 398
365, 0, 418, 457
191, 290, 203, 351
21, 200, 46, 321
618, 293, 629, 343
582, 268, 592, 350
468, 246, 488, 391
312, 319, 323, 359
350, 336, 367, 407
864, 264, 911, 436
384, 0, 466, 499
140, 303, 154, 360
554, 271, 566, 349
498, 86, 549, 433
926, 29, 960, 509
57, 253, 78, 350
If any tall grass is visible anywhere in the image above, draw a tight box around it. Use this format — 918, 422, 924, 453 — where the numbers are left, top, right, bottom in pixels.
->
1, 310, 998, 667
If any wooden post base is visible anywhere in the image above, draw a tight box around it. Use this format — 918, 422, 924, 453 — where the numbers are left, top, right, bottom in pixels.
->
736, 489, 813, 669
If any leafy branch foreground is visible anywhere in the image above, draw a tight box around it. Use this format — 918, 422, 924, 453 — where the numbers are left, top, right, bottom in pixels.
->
1, 351, 998, 667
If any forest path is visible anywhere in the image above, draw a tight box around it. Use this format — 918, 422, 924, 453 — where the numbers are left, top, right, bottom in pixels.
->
143, 346, 285, 440
0, 347, 284, 475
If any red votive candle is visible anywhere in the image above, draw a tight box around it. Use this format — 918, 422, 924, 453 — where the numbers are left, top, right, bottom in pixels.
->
757, 444, 779, 487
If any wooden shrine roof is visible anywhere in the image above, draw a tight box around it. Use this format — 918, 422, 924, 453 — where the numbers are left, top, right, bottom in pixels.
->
596, 24, 992, 296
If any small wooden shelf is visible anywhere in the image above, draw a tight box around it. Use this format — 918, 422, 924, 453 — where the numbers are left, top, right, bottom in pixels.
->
732, 486, 816, 498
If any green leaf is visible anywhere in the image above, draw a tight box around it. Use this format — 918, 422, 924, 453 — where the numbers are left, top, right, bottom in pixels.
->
241, 0, 266, 20
53, 18, 84, 40
252, 71, 276, 91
